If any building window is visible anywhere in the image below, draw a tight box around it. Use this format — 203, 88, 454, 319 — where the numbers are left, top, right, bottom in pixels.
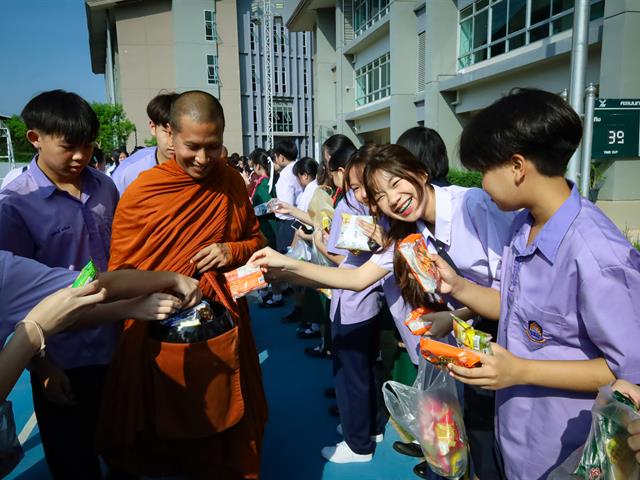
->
458, 0, 605, 69
273, 99, 294, 132
355, 52, 390, 107
274, 17, 286, 53
274, 64, 279, 94
251, 63, 257, 92
206, 54, 219, 84
417, 31, 425, 92
250, 21, 257, 51
253, 104, 258, 132
353, 0, 390, 38
303, 65, 308, 95
302, 33, 307, 55
204, 10, 216, 41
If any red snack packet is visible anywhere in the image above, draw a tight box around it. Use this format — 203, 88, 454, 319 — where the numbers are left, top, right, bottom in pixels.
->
419, 337, 481, 368
404, 306, 435, 336
398, 234, 440, 293
224, 265, 268, 299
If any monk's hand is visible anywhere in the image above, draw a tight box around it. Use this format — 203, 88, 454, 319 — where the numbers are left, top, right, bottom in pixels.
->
191, 243, 232, 272
447, 343, 523, 390
129, 293, 182, 321
171, 274, 202, 308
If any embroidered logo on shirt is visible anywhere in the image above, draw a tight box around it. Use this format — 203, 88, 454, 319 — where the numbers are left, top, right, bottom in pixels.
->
526, 321, 546, 343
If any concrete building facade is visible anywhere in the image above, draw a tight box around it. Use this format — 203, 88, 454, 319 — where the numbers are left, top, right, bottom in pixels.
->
288, 0, 640, 231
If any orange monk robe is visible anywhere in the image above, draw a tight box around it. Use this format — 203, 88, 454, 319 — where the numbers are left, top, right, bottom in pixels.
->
98, 158, 268, 479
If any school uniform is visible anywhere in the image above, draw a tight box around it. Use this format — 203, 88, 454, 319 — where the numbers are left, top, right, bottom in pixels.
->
327, 192, 386, 455
274, 162, 303, 252
296, 179, 318, 213
495, 183, 640, 480
0, 158, 119, 480
111, 146, 157, 195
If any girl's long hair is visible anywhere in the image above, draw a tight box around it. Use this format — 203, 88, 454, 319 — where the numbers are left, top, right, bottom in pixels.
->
362, 144, 446, 311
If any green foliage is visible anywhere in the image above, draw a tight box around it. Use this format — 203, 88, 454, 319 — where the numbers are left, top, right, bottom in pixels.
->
144, 136, 157, 147
447, 169, 483, 188
590, 160, 612, 189
91, 103, 135, 153
3, 115, 34, 162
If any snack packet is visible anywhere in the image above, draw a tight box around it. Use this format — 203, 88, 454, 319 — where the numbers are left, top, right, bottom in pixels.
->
399, 234, 440, 293
335, 213, 374, 252
253, 198, 279, 216
420, 337, 481, 368
72, 259, 98, 288
224, 265, 268, 299
451, 315, 493, 354
404, 307, 434, 336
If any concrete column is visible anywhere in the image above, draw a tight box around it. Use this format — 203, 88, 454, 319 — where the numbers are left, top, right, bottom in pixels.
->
315, 9, 338, 144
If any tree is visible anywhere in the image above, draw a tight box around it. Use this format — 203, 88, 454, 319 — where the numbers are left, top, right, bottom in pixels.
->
91, 103, 135, 153
3, 115, 34, 163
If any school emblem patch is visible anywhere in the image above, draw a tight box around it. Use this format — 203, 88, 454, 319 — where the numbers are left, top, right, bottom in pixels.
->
526, 321, 546, 343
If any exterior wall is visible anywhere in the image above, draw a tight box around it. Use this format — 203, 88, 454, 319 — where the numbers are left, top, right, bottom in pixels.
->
314, 9, 338, 153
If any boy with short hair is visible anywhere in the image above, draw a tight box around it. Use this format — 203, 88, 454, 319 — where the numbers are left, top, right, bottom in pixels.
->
112, 92, 178, 194
0, 89, 120, 479
432, 88, 640, 479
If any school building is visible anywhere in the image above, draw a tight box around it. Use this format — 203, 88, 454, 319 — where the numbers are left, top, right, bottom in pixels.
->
287, 0, 640, 231
85, 0, 315, 157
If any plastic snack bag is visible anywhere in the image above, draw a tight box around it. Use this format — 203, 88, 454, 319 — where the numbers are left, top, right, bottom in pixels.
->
399, 234, 440, 293
451, 315, 493, 354
383, 357, 468, 479
335, 214, 374, 253
224, 265, 268, 299
287, 240, 312, 262
404, 306, 434, 336
549, 386, 640, 479
72, 259, 98, 288
420, 337, 482, 368
0, 401, 23, 478
253, 198, 279, 216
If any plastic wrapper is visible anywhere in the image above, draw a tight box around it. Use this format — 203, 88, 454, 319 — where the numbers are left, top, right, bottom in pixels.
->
404, 306, 434, 336
0, 401, 23, 478
307, 187, 335, 234
383, 357, 468, 479
334, 213, 374, 253
549, 386, 640, 479
420, 337, 481, 368
72, 259, 98, 288
253, 198, 279, 216
148, 300, 234, 343
224, 265, 268, 299
287, 240, 312, 262
399, 233, 440, 293
451, 315, 493, 354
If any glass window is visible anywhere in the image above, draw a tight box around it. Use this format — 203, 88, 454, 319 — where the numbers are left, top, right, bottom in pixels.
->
251, 63, 257, 92
206, 54, 219, 84
204, 10, 216, 41
273, 99, 294, 133
355, 52, 390, 106
531, 0, 551, 25
353, 0, 390, 37
508, 0, 527, 33
491, 0, 508, 42
250, 22, 256, 51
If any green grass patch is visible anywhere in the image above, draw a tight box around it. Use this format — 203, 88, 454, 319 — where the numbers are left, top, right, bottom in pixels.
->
447, 169, 483, 188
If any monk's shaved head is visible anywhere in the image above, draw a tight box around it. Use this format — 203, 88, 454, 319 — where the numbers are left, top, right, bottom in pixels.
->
170, 90, 225, 133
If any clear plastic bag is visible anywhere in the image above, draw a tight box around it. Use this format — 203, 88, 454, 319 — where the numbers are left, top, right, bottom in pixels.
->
287, 239, 312, 262
548, 386, 640, 480
383, 357, 468, 479
335, 213, 374, 252
0, 401, 24, 478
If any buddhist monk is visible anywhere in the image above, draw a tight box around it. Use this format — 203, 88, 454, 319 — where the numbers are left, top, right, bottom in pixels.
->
98, 91, 267, 479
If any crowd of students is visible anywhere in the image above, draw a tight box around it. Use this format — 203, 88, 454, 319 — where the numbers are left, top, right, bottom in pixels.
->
0, 86, 639, 480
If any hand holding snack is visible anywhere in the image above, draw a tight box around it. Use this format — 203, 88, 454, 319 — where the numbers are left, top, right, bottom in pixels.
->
357, 219, 383, 250
452, 315, 493, 354
129, 293, 182, 321
336, 214, 375, 253
224, 264, 268, 299
272, 200, 291, 215
446, 342, 524, 390
420, 337, 482, 368
421, 310, 457, 339
612, 380, 640, 464
404, 307, 434, 336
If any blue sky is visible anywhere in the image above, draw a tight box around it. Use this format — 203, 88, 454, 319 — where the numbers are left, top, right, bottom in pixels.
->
0, 0, 106, 116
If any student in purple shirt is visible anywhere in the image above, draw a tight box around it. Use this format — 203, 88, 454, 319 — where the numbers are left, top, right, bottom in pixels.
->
112, 92, 178, 195
431, 89, 640, 480
0, 90, 119, 480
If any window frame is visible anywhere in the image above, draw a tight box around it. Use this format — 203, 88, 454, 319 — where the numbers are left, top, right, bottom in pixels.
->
204, 9, 216, 42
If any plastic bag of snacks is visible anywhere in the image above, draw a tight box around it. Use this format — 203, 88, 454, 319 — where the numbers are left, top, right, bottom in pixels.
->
404, 306, 434, 336
383, 357, 468, 479
398, 234, 440, 293
224, 265, 268, 299
451, 315, 493, 354
72, 259, 98, 288
335, 214, 374, 253
420, 337, 482, 368
287, 240, 312, 262
549, 386, 640, 479
253, 198, 279, 217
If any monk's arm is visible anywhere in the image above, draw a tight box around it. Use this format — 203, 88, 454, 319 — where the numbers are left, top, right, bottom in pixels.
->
225, 207, 267, 266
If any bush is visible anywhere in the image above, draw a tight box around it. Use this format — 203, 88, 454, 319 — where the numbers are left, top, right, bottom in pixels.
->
447, 169, 483, 188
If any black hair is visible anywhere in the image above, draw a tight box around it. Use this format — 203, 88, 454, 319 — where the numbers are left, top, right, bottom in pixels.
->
460, 88, 582, 176
249, 148, 272, 176
328, 143, 357, 171
89, 147, 105, 168
397, 126, 449, 182
146, 92, 178, 126
21, 89, 99, 145
293, 157, 318, 178
110, 148, 122, 163
322, 134, 355, 161
272, 139, 298, 162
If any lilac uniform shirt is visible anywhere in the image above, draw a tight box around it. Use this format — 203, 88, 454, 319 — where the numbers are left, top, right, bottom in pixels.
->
371, 185, 515, 363
495, 184, 640, 480
275, 162, 303, 220
0, 158, 120, 370
327, 192, 385, 325
111, 147, 157, 195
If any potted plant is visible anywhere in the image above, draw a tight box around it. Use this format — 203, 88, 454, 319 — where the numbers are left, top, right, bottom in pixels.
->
589, 161, 610, 203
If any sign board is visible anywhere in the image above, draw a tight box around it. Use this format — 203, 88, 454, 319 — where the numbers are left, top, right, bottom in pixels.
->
592, 99, 640, 159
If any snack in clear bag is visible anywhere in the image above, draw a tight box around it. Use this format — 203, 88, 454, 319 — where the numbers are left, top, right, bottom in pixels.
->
404, 306, 434, 336
335, 213, 374, 253
451, 315, 493, 354
420, 337, 482, 368
72, 259, 98, 288
253, 198, 279, 216
399, 233, 440, 293
224, 265, 268, 299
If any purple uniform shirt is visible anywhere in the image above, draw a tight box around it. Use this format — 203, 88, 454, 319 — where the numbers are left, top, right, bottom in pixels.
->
111, 147, 157, 195
496, 184, 640, 480
0, 158, 120, 370
327, 192, 385, 325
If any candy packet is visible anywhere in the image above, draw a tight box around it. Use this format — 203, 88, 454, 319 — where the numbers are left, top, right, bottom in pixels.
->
253, 198, 279, 216
404, 307, 434, 336
451, 315, 493, 354
398, 234, 440, 293
72, 259, 98, 288
420, 337, 481, 368
335, 213, 374, 252
224, 265, 268, 299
